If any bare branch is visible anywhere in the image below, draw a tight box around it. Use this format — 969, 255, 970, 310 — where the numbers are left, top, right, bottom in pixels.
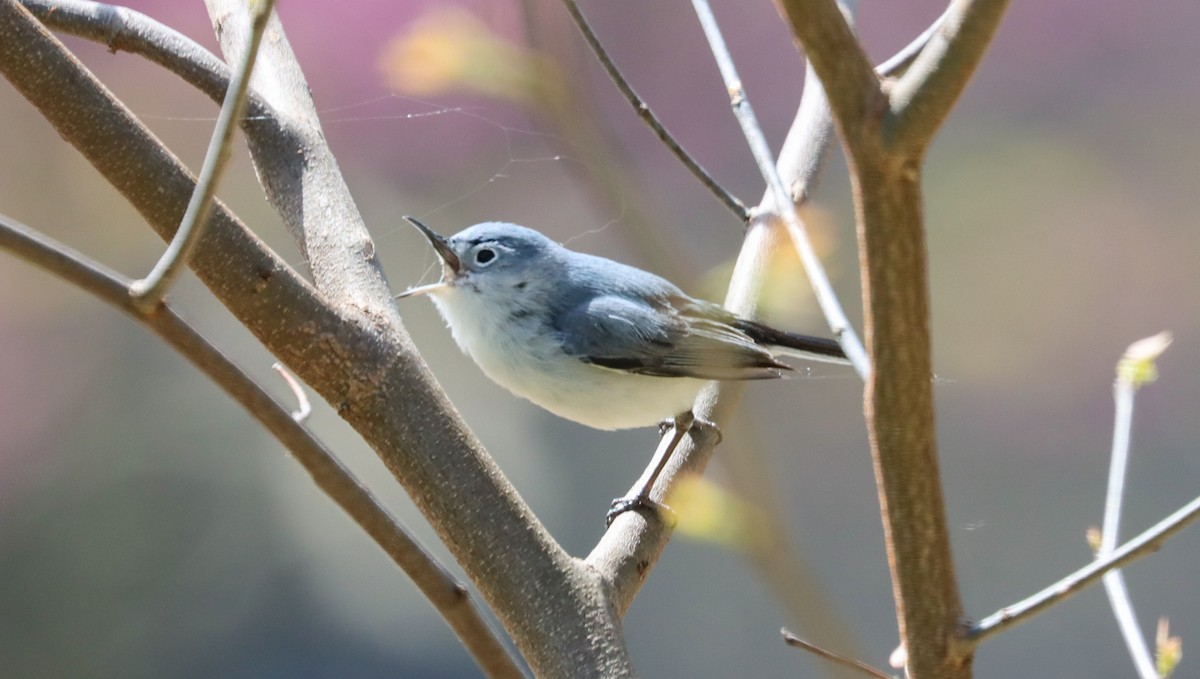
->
968, 493, 1200, 646
782, 629, 894, 679
855, 158, 965, 677
772, 4, 948, 207
885, 0, 1011, 154
729, 1, 864, 657
708, 5, 983, 678
726, 6, 952, 669
128, 0, 275, 311
690, 0, 870, 377
767, 5, 996, 674
203, 0, 389, 309
1, 4, 630, 676
1096, 334, 1176, 678
770, 0, 882, 152
1101, 571, 1157, 679
558, 0, 748, 221
588, 215, 799, 613
0, 212, 527, 679
21, 0, 236, 101
773, 61, 836, 207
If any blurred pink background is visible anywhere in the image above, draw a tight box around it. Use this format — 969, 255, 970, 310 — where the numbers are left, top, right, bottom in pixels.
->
1, 1, 1198, 677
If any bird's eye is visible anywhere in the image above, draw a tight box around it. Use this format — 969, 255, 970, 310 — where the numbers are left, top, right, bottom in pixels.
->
474, 248, 496, 266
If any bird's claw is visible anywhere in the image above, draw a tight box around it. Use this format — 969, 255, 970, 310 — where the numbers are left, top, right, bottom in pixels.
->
657, 411, 721, 445
606, 495, 677, 528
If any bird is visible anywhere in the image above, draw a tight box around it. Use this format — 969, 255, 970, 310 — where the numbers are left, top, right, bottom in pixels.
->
396, 217, 847, 431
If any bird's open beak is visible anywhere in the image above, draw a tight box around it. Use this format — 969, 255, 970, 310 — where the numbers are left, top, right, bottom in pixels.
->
396, 216, 461, 299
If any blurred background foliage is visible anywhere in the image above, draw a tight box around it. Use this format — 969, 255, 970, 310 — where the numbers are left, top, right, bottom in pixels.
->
1, 1, 1198, 677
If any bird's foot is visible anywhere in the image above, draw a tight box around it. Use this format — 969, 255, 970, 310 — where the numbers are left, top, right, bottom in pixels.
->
606, 495, 677, 528
657, 411, 721, 445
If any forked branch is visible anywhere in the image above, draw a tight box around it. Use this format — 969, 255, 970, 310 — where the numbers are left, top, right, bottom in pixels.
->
2, 3, 627, 676
0, 212, 526, 679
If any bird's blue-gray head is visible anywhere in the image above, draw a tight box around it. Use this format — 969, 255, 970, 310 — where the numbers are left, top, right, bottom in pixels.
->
396, 218, 564, 299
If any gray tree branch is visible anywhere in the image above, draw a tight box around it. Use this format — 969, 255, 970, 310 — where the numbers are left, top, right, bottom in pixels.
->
587, 214, 783, 615
0, 211, 525, 679
21, 0, 235, 97
968, 493, 1200, 647
2, 2, 632, 676
128, 0, 275, 311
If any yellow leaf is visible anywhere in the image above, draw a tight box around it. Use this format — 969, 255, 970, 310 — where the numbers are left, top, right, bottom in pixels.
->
667, 476, 760, 549
379, 8, 561, 106
1116, 331, 1172, 388
1157, 617, 1183, 678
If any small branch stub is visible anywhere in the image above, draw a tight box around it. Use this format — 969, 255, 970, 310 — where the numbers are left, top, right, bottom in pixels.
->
272, 361, 312, 422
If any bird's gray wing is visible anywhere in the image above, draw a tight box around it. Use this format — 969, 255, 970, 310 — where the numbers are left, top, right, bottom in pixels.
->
555, 295, 789, 380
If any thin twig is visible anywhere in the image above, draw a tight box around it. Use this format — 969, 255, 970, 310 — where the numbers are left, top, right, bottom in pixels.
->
782, 629, 894, 679
1100, 380, 1156, 678
21, 0, 252, 106
0, 211, 527, 679
272, 361, 312, 423
558, 0, 748, 221
558, 0, 939, 225
968, 493, 1200, 646
1097, 333, 1175, 678
729, 3, 868, 662
517, 0, 699, 281
1101, 381, 1136, 555
1102, 571, 1156, 679
884, 0, 1012, 154
128, 0, 276, 311
689, 0, 870, 378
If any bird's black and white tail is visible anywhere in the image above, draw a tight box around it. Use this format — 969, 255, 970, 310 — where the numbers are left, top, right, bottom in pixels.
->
732, 319, 850, 365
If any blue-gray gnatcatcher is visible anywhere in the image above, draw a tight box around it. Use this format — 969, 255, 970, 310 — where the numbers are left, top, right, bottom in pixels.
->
396, 217, 848, 522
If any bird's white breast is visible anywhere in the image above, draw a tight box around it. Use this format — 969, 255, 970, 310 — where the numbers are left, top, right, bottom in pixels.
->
431, 287, 704, 430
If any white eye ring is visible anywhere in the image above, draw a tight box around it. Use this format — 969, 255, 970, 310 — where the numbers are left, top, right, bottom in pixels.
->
474, 247, 497, 266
